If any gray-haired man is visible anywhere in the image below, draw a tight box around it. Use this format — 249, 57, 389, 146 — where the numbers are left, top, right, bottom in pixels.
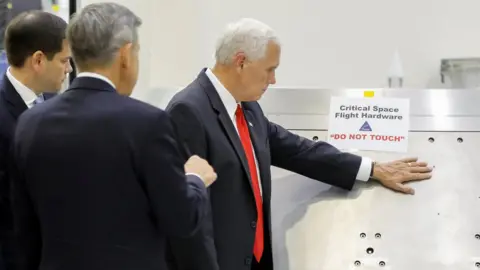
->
10, 3, 217, 270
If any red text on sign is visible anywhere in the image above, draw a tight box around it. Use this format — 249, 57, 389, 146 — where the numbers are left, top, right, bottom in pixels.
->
349, 134, 367, 140
330, 134, 405, 142
330, 134, 347, 140
369, 135, 404, 141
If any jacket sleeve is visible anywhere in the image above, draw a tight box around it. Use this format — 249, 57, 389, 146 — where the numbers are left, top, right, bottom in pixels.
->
267, 118, 362, 190
138, 110, 209, 237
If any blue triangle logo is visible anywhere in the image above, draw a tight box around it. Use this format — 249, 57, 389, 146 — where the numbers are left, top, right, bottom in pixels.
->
359, 121, 372, 131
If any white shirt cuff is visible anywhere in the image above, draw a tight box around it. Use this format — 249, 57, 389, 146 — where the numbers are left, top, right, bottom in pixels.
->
356, 157, 372, 182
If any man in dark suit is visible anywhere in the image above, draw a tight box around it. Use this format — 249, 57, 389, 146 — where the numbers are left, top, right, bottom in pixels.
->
0, 11, 72, 270
10, 3, 217, 270
165, 18, 433, 270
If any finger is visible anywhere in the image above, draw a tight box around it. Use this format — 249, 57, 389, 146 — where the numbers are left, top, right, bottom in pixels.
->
409, 166, 432, 173
399, 157, 418, 163
408, 161, 428, 167
414, 172, 432, 180
402, 172, 432, 182
391, 182, 415, 195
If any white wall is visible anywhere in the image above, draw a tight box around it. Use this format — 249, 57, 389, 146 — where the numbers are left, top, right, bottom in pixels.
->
150, 0, 480, 90
79, 0, 480, 101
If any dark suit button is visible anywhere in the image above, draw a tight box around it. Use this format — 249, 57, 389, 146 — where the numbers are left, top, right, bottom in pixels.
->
245, 257, 252, 265
251, 221, 256, 228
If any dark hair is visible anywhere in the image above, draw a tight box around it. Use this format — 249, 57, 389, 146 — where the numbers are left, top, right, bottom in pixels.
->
4, 10, 67, 67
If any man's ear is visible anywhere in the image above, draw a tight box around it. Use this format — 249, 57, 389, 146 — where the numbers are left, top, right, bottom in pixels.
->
30, 50, 45, 70
119, 43, 133, 68
233, 51, 246, 71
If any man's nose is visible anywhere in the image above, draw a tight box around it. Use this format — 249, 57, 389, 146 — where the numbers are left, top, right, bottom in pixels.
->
269, 75, 276, 85
66, 62, 73, 73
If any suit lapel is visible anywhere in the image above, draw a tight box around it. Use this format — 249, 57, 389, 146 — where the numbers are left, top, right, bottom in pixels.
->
197, 70, 253, 189
1, 75, 28, 119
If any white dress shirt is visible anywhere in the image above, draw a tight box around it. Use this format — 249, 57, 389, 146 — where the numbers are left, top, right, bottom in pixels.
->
6, 68, 41, 108
205, 68, 372, 187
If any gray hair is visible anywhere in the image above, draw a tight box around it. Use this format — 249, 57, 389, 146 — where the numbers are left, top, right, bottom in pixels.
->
215, 18, 280, 65
67, 2, 142, 68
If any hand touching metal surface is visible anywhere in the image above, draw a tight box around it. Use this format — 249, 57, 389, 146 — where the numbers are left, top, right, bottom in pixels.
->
371, 157, 433, 195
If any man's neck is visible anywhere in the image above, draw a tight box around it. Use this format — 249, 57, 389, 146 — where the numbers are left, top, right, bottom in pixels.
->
78, 68, 118, 88
211, 64, 241, 102
9, 67, 42, 95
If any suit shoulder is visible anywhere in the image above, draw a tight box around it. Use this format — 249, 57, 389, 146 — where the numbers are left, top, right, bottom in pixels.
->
111, 94, 172, 125
21, 92, 169, 129
167, 81, 205, 109
118, 94, 162, 113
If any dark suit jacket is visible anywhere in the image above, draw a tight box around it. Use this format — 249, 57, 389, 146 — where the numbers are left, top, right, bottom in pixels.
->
10, 76, 209, 270
0, 75, 55, 269
165, 69, 363, 270
0, 75, 25, 238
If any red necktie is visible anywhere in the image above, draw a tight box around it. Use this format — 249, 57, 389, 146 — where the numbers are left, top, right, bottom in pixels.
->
235, 104, 264, 262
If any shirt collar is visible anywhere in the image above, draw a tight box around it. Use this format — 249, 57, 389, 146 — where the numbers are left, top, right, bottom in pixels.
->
205, 68, 239, 121
6, 67, 40, 108
76, 72, 116, 89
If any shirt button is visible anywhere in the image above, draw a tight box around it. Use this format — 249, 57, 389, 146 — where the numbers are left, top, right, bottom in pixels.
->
245, 257, 252, 265
251, 221, 256, 228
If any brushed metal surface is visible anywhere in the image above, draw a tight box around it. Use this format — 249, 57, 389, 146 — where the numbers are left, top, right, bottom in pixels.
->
270, 131, 480, 270
259, 89, 480, 269
259, 88, 480, 131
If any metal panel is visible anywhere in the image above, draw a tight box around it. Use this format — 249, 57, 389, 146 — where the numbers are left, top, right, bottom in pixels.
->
258, 88, 480, 131
258, 89, 480, 269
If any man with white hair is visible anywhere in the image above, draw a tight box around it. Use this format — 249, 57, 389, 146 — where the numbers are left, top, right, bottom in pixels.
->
10, 3, 217, 270
166, 18, 432, 270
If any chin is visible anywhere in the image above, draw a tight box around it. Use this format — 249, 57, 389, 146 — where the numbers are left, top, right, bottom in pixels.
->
248, 95, 262, 102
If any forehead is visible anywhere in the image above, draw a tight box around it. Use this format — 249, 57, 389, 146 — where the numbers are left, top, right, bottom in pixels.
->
261, 41, 280, 66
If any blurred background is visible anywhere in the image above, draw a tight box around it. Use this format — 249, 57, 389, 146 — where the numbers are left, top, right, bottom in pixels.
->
3, 0, 480, 104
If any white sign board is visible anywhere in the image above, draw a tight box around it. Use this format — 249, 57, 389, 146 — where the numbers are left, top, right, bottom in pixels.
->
327, 96, 410, 152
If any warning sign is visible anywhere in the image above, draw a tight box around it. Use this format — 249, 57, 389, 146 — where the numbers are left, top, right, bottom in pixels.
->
327, 96, 410, 152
